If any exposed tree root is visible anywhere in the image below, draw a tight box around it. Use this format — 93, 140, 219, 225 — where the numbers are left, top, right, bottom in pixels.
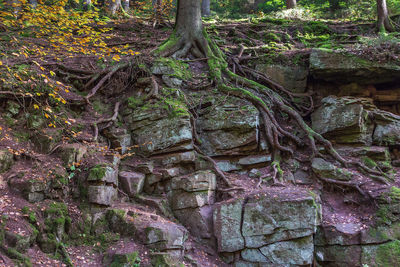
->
155, 27, 390, 191
317, 176, 370, 199
92, 101, 120, 142
85, 63, 129, 104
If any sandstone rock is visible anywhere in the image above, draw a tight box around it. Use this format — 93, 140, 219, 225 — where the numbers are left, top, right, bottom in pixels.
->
259, 236, 314, 265
310, 48, 400, 84
161, 168, 181, 179
361, 240, 400, 267
238, 155, 271, 166
197, 101, 261, 156
125, 107, 192, 156
173, 206, 214, 239
242, 191, 319, 248
169, 170, 216, 193
88, 186, 117, 206
248, 168, 262, 178
294, 169, 313, 185
119, 171, 145, 196
241, 248, 269, 263
256, 64, 308, 93
213, 198, 245, 252
315, 223, 362, 246
0, 149, 13, 173
144, 222, 187, 251
312, 158, 352, 181
216, 160, 241, 172
162, 75, 183, 87
169, 191, 214, 210
9, 178, 48, 203
88, 165, 118, 186
311, 96, 374, 144
372, 110, 400, 146
315, 244, 362, 267
31, 128, 62, 154
134, 162, 154, 174
58, 143, 87, 166
102, 126, 131, 154
152, 151, 196, 166
150, 252, 182, 267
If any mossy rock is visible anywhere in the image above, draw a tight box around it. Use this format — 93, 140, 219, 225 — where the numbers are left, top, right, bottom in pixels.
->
0, 149, 14, 173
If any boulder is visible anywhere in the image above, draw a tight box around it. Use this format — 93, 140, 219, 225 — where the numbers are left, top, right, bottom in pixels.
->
315, 245, 362, 267
310, 48, 400, 84
124, 107, 193, 156
242, 191, 319, 248
213, 188, 319, 264
197, 100, 262, 156
256, 64, 308, 93
312, 158, 352, 181
173, 206, 214, 239
311, 96, 374, 144
259, 236, 314, 265
58, 143, 87, 166
373, 110, 400, 146
118, 171, 145, 196
87, 165, 118, 186
168, 169, 216, 209
88, 185, 117, 206
168, 170, 216, 193
9, 178, 48, 203
315, 223, 362, 246
102, 126, 131, 154
238, 155, 271, 166
213, 198, 246, 252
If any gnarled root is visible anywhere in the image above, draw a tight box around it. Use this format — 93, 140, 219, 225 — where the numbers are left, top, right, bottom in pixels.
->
157, 27, 388, 190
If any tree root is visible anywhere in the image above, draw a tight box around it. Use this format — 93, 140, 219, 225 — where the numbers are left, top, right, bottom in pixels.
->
85, 64, 129, 104
92, 102, 120, 142
317, 176, 371, 199
194, 144, 236, 188
156, 26, 390, 191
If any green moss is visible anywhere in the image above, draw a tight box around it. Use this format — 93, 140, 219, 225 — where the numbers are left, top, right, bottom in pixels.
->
127, 96, 144, 109
156, 57, 192, 80
88, 164, 107, 181
109, 251, 140, 267
21, 206, 37, 224
376, 240, 400, 267
6, 247, 32, 267
362, 156, 378, 169
265, 32, 281, 42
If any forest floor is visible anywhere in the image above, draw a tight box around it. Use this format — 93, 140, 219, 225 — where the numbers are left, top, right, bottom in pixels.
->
1, 13, 400, 266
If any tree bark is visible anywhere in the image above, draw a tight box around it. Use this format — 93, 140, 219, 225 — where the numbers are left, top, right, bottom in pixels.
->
201, 0, 211, 17
105, 0, 121, 16
286, 0, 296, 9
377, 0, 393, 32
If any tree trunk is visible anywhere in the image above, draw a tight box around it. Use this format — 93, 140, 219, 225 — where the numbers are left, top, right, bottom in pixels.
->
286, 0, 296, 9
106, 0, 121, 16
156, 0, 206, 58
201, 0, 210, 17
121, 0, 129, 10
175, 0, 202, 35
377, 0, 393, 32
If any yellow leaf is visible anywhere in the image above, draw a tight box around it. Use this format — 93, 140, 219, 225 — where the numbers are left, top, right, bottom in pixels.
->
0, 61, 2, 66
44, 113, 50, 118
33, 104, 39, 109
112, 55, 120, 61
50, 71, 55, 76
